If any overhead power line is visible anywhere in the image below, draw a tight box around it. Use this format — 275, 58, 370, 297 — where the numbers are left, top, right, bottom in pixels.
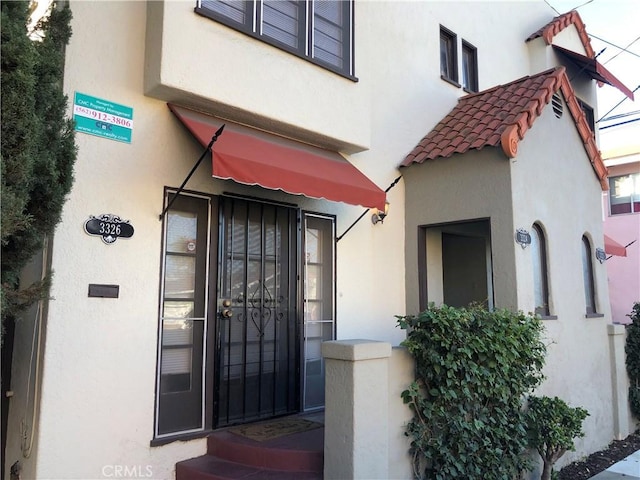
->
596, 84, 640, 123
600, 110, 640, 123
589, 33, 640, 60
599, 117, 640, 130
601, 35, 640, 65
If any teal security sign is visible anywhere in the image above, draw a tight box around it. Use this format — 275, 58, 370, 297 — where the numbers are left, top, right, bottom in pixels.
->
73, 92, 133, 143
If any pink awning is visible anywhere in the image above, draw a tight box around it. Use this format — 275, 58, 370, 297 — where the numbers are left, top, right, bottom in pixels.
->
168, 104, 386, 210
604, 234, 627, 257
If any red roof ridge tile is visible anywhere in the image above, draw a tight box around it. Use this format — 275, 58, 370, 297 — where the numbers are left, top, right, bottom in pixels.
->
526, 10, 595, 58
400, 66, 608, 190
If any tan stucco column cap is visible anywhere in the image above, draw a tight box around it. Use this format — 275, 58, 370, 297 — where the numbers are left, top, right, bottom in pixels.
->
607, 324, 627, 336
322, 339, 392, 361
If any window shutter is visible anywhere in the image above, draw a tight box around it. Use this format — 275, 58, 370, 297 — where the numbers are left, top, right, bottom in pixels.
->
201, 0, 248, 25
313, 0, 346, 70
261, 0, 301, 49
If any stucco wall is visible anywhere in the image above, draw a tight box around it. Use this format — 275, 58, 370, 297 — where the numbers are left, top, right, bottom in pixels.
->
509, 96, 616, 464
403, 80, 619, 468
402, 148, 517, 314
24, 1, 408, 477
144, 1, 371, 154
6, 1, 579, 478
388, 347, 414, 480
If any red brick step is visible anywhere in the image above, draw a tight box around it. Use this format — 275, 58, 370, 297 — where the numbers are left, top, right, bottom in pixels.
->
176, 417, 324, 480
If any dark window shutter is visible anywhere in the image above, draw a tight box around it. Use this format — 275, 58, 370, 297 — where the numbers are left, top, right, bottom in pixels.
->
313, 0, 347, 70
261, 0, 301, 50
201, 0, 249, 26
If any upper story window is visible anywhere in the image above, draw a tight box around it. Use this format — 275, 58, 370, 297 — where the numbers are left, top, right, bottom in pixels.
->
609, 172, 640, 215
581, 236, 596, 315
440, 27, 479, 91
196, 0, 354, 78
440, 26, 458, 84
461, 40, 478, 92
577, 99, 595, 135
531, 223, 550, 317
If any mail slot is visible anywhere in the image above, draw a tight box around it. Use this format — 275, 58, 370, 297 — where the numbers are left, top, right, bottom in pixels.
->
88, 284, 119, 298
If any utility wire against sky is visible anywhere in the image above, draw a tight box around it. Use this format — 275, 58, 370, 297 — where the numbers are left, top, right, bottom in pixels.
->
589, 34, 640, 60
601, 35, 640, 65
596, 84, 640, 123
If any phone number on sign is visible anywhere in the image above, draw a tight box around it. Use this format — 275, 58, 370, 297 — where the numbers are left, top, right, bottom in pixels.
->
74, 105, 133, 128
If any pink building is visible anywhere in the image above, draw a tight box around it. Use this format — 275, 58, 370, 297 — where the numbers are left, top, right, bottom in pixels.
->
602, 121, 640, 324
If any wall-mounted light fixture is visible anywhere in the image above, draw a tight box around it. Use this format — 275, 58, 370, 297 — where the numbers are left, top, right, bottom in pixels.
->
371, 202, 390, 225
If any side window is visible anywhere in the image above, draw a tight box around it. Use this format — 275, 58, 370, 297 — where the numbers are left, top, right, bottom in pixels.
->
531, 223, 550, 316
461, 40, 478, 92
581, 236, 597, 315
156, 193, 210, 437
303, 213, 335, 410
577, 99, 595, 136
609, 173, 640, 215
440, 26, 457, 83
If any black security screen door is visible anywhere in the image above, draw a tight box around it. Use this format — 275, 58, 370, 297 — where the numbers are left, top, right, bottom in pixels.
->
215, 197, 299, 427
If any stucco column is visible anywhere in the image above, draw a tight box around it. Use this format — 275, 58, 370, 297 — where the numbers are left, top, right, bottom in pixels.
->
608, 324, 630, 440
322, 339, 392, 480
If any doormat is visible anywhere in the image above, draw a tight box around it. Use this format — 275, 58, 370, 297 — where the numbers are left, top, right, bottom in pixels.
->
229, 418, 322, 442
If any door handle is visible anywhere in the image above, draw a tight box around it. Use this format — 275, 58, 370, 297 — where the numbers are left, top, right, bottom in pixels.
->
220, 299, 232, 318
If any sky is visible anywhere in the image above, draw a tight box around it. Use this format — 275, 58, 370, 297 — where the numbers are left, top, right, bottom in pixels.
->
546, 0, 639, 141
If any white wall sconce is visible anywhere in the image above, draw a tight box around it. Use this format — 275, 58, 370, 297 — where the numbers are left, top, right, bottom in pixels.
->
371, 202, 390, 225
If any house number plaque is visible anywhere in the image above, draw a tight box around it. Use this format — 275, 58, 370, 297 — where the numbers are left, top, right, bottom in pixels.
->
84, 214, 134, 244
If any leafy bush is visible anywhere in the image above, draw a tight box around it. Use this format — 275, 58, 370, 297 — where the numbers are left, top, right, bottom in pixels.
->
526, 395, 589, 480
398, 304, 546, 479
1, 1, 76, 339
626, 302, 640, 418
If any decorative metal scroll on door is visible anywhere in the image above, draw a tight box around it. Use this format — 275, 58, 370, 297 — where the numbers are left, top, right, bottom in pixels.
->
235, 283, 286, 338
215, 198, 298, 427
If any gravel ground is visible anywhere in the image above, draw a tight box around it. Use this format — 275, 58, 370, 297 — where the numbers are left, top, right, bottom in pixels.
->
558, 430, 640, 480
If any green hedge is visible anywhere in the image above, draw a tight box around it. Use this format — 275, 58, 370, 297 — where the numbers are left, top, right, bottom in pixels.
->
626, 302, 640, 418
398, 304, 546, 480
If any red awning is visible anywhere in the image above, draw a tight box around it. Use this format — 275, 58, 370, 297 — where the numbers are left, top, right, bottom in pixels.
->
168, 104, 386, 210
604, 234, 627, 257
553, 45, 634, 100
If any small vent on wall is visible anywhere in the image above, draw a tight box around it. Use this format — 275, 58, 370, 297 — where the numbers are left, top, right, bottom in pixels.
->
551, 92, 563, 118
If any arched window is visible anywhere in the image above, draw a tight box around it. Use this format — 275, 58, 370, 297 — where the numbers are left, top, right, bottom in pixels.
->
531, 224, 550, 316
581, 236, 596, 314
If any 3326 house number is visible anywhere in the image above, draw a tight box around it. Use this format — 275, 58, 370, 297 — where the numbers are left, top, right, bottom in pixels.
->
100, 222, 122, 235
84, 214, 134, 245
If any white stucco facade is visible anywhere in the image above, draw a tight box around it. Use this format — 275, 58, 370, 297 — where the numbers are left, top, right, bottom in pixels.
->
5, 1, 633, 479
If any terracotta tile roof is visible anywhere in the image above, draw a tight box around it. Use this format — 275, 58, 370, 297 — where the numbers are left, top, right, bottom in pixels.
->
526, 10, 595, 58
400, 66, 608, 190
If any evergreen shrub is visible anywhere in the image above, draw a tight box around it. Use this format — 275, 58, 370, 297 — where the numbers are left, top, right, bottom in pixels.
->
626, 302, 640, 417
398, 304, 546, 480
